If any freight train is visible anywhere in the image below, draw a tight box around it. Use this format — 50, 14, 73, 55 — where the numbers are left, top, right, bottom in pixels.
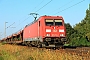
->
0, 15, 67, 48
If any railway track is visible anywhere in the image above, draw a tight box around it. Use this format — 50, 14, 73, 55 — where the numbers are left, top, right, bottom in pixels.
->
26, 45, 90, 59
54, 47, 90, 60
37, 46, 90, 60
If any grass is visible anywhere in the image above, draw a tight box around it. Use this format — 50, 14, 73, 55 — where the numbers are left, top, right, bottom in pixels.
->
0, 56, 4, 60
0, 43, 87, 60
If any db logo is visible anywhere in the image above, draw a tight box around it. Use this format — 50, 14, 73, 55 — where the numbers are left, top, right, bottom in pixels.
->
53, 30, 57, 32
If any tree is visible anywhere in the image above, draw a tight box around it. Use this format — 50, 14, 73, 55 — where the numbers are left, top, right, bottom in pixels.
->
65, 23, 75, 43
65, 4, 90, 46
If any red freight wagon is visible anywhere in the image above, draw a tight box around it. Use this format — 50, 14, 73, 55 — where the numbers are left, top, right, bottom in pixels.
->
23, 16, 67, 47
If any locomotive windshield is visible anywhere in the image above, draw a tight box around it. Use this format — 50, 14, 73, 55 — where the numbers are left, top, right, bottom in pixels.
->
55, 19, 62, 26
45, 19, 53, 26
45, 19, 62, 26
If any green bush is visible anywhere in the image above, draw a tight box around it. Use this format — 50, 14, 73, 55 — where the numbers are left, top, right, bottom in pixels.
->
69, 37, 90, 47
0, 56, 4, 60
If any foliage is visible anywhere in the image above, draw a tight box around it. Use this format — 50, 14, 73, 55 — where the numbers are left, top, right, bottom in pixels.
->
64, 23, 75, 43
65, 4, 90, 46
0, 56, 4, 60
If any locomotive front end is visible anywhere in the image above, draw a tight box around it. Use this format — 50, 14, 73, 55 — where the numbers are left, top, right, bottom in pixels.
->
43, 16, 67, 47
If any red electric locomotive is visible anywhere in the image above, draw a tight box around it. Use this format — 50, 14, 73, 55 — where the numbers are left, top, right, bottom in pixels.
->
1, 15, 67, 48
23, 15, 67, 47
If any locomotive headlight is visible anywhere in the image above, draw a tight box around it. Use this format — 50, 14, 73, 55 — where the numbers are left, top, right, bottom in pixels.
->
60, 34, 64, 36
59, 29, 64, 32
46, 34, 50, 36
46, 29, 51, 32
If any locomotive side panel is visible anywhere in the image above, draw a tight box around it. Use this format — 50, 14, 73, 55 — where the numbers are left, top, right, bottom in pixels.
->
39, 17, 45, 41
23, 22, 38, 41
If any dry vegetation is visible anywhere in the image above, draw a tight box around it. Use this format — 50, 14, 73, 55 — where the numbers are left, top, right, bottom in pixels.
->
0, 43, 89, 60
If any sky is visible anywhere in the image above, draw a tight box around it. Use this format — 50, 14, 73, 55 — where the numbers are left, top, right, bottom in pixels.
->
0, 0, 90, 39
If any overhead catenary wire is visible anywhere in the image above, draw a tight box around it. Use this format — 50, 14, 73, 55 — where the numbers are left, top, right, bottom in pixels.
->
35, 0, 53, 12
6, 22, 15, 29
16, 16, 30, 27
15, 0, 49, 28
15, 0, 53, 28
12, 0, 64, 34
6, 0, 48, 36
17, 0, 45, 24
50, 0, 75, 14
54, 0, 85, 15
1, 0, 47, 38
4, 0, 83, 26
16, 0, 45, 27
7, 16, 30, 36
31, 0, 45, 11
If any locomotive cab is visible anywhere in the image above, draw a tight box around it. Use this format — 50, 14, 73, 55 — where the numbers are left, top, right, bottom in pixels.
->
41, 16, 67, 47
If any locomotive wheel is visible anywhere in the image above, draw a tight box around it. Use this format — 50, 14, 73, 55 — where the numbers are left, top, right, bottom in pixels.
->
37, 43, 42, 48
27, 44, 32, 47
